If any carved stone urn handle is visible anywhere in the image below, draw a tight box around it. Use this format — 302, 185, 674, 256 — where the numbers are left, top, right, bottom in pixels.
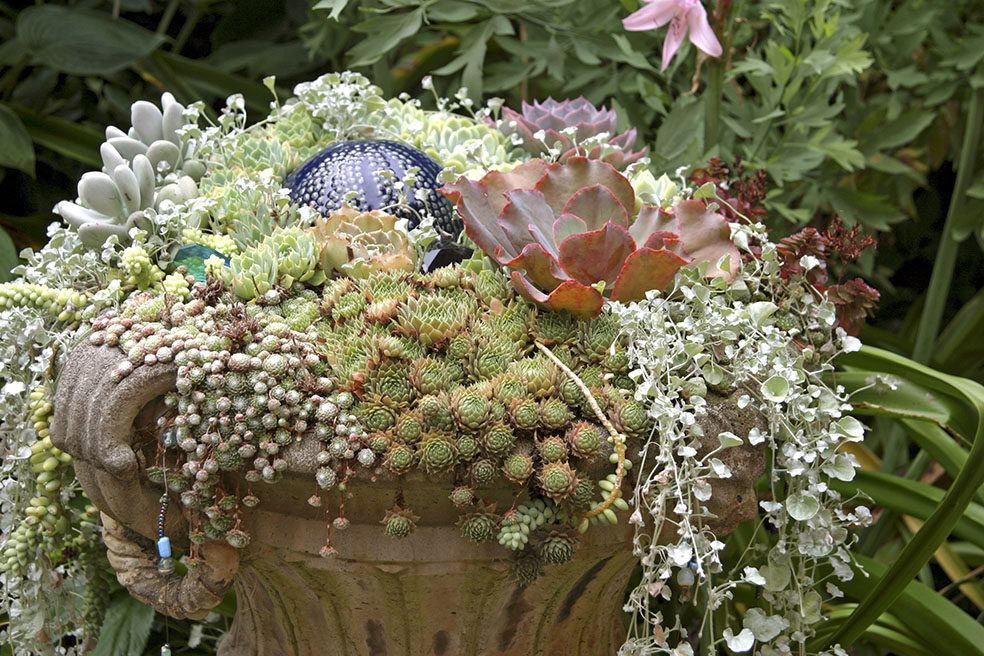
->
51, 340, 238, 618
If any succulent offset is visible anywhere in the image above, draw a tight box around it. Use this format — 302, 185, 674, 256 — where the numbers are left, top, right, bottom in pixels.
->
311, 207, 416, 279
494, 97, 646, 171
441, 157, 741, 318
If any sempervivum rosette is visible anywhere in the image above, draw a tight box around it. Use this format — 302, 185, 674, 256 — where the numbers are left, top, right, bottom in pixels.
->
441, 157, 740, 319
494, 97, 647, 170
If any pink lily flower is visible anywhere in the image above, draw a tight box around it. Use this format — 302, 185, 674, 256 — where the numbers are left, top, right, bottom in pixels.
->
623, 0, 723, 72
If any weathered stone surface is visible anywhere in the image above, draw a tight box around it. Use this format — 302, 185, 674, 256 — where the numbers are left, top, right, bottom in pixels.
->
52, 339, 766, 655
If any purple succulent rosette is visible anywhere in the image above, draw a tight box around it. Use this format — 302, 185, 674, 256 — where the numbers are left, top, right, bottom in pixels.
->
494, 97, 647, 171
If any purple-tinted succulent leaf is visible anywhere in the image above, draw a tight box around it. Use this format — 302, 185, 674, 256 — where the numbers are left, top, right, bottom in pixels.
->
609, 248, 690, 303
629, 206, 674, 246
495, 98, 644, 171
561, 184, 630, 229
642, 231, 691, 260
511, 272, 604, 320
609, 128, 638, 150
535, 157, 636, 218
501, 243, 566, 292
441, 176, 516, 261
670, 200, 740, 280
553, 213, 587, 244
499, 189, 558, 255
441, 161, 550, 262
557, 222, 636, 287
541, 129, 572, 151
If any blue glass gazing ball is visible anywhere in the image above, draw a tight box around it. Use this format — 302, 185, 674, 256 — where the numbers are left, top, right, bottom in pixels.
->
285, 139, 459, 235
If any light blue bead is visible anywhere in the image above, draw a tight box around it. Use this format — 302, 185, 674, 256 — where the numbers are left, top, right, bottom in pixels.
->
157, 536, 171, 558
161, 644, 171, 656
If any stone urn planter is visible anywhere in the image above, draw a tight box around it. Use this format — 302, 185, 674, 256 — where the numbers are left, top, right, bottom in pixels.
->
51, 338, 766, 656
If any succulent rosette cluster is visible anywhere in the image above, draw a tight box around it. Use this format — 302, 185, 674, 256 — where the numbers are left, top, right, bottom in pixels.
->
494, 97, 647, 170
441, 157, 740, 318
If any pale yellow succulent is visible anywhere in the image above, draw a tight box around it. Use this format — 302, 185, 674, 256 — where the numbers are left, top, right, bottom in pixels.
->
311, 207, 416, 280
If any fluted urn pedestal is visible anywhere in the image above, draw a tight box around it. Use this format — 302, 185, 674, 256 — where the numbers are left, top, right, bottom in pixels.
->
51, 340, 766, 656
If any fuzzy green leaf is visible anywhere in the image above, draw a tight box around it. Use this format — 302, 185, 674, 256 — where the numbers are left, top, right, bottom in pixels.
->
91, 596, 154, 656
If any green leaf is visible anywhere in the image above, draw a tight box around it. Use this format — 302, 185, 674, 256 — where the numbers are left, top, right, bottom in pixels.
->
832, 469, 984, 550
826, 188, 905, 231
432, 17, 511, 99
934, 286, 984, 377
17, 6, 165, 75
348, 9, 424, 67
811, 135, 865, 171
0, 225, 19, 282
814, 346, 984, 650
611, 34, 657, 72
864, 110, 935, 153
951, 196, 984, 243
786, 492, 819, 520
91, 596, 154, 656
0, 103, 34, 176
816, 555, 984, 656
313, 0, 352, 20
7, 104, 102, 168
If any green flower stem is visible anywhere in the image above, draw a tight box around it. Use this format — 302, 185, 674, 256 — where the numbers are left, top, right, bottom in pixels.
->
704, 60, 724, 150
812, 346, 984, 651
911, 86, 984, 365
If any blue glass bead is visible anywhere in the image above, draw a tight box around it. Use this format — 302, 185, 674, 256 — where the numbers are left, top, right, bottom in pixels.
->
161, 429, 177, 447
161, 644, 171, 655
157, 537, 172, 558
285, 139, 459, 235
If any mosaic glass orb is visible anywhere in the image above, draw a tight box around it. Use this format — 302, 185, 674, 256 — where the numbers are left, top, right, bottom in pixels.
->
286, 139, 459, 235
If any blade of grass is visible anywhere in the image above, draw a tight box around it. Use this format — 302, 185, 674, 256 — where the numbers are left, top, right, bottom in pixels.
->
901, 515, 984, 610
912, 86, 984, 363
812, 346, 984, 650
831, 469, 984, 550
814, 554, 984, 656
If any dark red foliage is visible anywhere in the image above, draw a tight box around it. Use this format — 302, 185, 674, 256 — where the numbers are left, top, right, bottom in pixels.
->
826, 278, 881, 336
777, 227, 829, 285
823, 216, 877, 266
690, 156, 769, 224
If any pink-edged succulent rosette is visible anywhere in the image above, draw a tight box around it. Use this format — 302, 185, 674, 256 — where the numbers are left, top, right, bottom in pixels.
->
441, 157, 740, 319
